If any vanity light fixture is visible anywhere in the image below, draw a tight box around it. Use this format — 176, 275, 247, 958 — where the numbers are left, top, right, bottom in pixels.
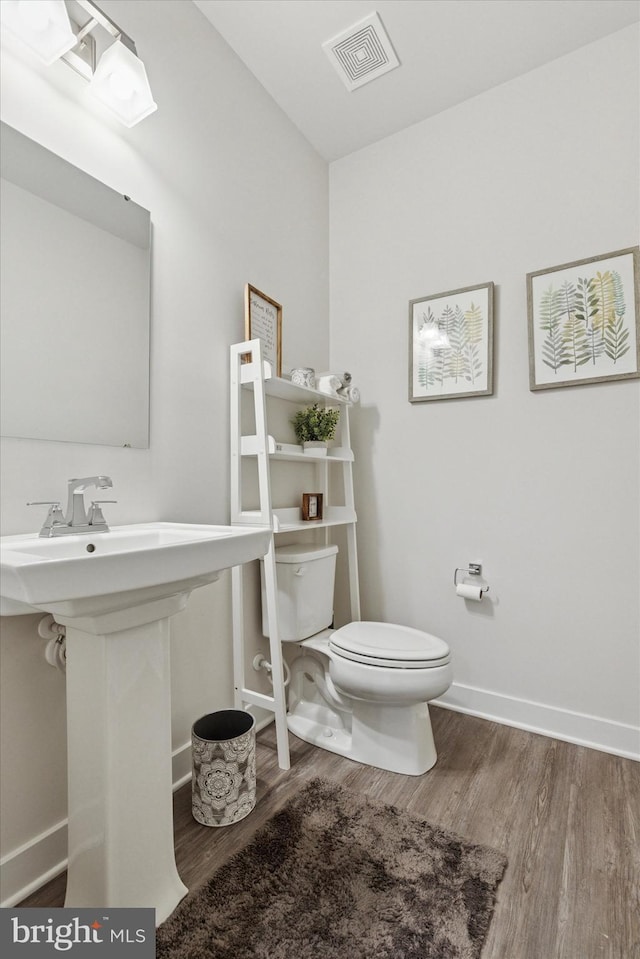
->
0, 0, 76, 65
0, 0, 157, 127
88, 34, 156, 128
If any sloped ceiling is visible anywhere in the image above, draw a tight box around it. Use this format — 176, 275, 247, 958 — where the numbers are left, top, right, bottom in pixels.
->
194, 0, 640, 161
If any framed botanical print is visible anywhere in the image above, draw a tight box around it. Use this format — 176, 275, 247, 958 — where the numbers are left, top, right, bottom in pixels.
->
409, 282, 494, 402
526, 247, 639, 391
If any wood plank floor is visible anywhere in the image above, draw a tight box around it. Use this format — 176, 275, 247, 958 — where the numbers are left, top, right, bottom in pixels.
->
19, 707, 640, 959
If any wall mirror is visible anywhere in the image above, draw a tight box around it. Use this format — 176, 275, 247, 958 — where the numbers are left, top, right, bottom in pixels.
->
0, 122, 151, 448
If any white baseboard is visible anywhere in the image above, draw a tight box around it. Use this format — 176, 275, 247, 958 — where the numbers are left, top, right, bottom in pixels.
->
0, 819, 68, 908
433, 681, 640, 761
0, 710, 276, 907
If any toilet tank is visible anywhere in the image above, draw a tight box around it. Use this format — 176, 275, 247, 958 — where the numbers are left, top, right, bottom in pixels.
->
261, 544, 338, 642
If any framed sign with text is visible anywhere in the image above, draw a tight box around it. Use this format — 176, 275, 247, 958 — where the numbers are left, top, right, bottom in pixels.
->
244, 284, 282, 377
302, 493, 323, 521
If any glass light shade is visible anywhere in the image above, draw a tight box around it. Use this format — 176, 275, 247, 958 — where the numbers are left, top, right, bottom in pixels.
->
89, 39, 157, 128
0, 0, 76, 65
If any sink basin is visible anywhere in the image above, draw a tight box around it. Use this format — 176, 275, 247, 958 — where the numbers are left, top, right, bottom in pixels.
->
0, 521, 272, 617
0, 519, 273, 922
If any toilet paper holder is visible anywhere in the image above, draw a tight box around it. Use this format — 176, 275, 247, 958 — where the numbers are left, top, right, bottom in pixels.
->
454, 563, 490, 593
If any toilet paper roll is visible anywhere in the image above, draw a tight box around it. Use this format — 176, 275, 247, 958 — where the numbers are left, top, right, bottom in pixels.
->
456, 583, 484, 602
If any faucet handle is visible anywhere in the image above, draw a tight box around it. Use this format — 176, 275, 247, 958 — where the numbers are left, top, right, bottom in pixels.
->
27, 501, 66, 534
88, 500, 117, 528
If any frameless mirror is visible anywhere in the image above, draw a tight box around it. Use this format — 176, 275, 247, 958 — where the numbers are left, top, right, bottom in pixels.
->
0, 122, 151, 447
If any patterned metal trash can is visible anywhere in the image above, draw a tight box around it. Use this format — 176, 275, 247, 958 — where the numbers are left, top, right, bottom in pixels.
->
191, 710, 256, 827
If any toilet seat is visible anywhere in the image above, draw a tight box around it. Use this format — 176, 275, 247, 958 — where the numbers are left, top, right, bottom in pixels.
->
329, 621, 450, 669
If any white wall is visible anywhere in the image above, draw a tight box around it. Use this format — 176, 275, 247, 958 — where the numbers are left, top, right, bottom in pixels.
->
2, 4, 638, 908
330, 26, 640, 757
0, 0, 328, 903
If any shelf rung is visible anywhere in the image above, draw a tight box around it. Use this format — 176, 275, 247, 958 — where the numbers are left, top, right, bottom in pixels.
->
232, 511, 271, 526
271, 505, 357, 532
242, 373, 351, 405
239, 688, 277, 711
240, 359, 274, 384
241, 435, 354, 462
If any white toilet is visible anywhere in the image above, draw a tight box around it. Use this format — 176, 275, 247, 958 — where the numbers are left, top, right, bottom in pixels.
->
261, 544, 452, 776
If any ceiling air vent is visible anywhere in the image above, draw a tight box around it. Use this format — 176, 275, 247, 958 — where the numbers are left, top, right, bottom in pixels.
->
322, 12, 400, 91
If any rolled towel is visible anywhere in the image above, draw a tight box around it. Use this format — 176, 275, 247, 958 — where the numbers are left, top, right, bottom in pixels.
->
316, 374, 342, 395
337, 385, 360, 403
317, 371, 352, 388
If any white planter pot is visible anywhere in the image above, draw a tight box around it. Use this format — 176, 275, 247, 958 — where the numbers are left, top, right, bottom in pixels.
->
303, 441, 328, 456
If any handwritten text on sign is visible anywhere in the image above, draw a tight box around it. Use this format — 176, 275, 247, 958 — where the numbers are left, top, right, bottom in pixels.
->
249, 290, 279, 372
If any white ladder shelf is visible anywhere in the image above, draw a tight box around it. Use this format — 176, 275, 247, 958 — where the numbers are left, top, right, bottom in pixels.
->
229, 340, 361, 770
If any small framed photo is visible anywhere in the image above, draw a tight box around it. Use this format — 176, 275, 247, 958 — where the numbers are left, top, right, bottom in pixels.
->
301, 493, 323, 522
244, 284, 282, 377
409, 282, 494, 402
527, 246, 639, 391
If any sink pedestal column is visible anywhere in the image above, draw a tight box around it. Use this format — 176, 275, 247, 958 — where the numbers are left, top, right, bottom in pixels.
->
60, 594, 191, 925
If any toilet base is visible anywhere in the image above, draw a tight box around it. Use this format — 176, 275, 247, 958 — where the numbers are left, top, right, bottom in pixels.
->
287, 693, 438, 776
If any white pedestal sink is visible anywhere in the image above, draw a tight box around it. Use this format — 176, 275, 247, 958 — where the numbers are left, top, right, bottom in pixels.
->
0, 522, 271, 923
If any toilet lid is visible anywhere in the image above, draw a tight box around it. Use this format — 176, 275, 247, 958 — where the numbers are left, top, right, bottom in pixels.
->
329, 622, 450, 669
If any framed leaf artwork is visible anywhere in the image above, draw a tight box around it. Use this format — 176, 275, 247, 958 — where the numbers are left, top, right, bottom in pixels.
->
409, 282, 494, 402
526, 246, 640, 391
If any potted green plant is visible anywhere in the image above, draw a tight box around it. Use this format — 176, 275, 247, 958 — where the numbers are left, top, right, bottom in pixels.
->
292, 403, 340, 455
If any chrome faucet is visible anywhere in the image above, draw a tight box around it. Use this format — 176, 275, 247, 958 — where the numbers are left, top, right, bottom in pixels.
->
66, 476, 113, 527
28, 476, 116, 537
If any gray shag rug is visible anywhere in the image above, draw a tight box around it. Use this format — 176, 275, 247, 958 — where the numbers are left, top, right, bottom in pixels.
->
157, 777, 507, 959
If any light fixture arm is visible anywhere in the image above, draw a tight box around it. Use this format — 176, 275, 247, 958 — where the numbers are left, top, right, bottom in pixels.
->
75, 0, 137, 55
74, 18, 97, 45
